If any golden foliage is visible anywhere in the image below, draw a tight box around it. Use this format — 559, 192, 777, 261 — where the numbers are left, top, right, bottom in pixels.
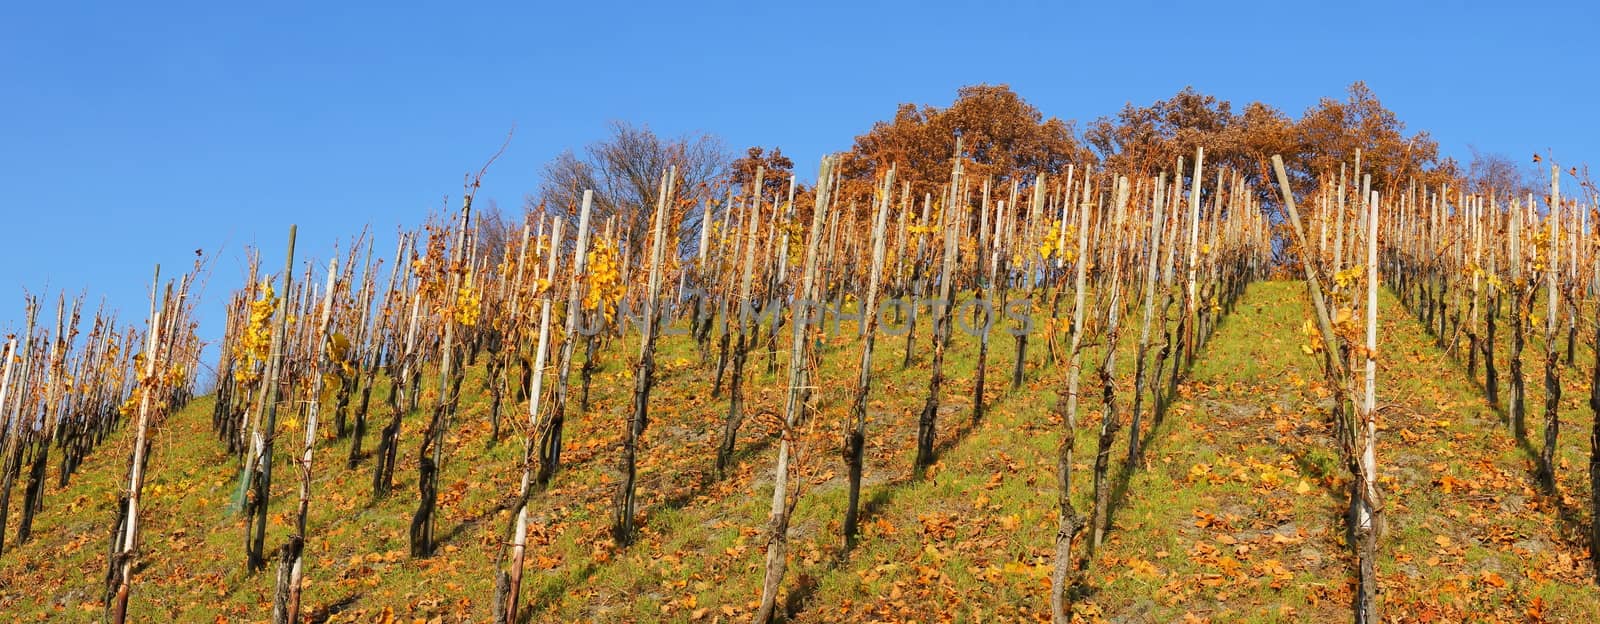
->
583, 239, 625, 322
234, 280, 277, 384
455, 284, 482, 327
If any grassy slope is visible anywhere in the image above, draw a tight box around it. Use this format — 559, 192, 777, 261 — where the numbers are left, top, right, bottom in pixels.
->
1080, 281, 1598, 623
0, 281, 1595, 623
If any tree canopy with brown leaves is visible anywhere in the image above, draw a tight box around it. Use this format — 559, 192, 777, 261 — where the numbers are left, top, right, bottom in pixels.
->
1293, 81, 1453, 190
1086, 82, 1453, 197
838, 84, 1092, 198
730, 146, 796, 199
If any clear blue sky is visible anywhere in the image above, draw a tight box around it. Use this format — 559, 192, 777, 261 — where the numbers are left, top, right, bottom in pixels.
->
2, 1, 1594, 362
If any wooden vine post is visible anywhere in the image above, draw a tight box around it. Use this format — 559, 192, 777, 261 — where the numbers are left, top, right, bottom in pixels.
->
495, 218, 564, 624
843, 165, 894, 550
542, 190, 595, 486
1049, 186, 1093, 624
612, 169, 676, 545
274, 258, 338, 624
107, 267, 167, 624
245, 226, 297, 572
1539, 163, 1563, 491
753, 155, 834, 624
1089, 177, 1131, 550
913, 140, 963, 473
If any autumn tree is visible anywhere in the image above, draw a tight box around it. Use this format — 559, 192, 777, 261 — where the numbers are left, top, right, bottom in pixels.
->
473, 199, 516, 269
1465, 146, 1535, 197
839, 84, 1091, 199
730, 146, 795, 198
1086, 87, 1258, 176
538, 121, 728, 258
1292, 81, 1453, 190
1084, 82, 1457, 204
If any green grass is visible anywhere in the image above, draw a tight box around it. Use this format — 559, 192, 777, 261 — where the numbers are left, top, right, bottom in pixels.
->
1, 281, 1597, 623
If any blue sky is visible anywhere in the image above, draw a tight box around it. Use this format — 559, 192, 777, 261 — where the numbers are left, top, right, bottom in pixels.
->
1, 1, 1594, 359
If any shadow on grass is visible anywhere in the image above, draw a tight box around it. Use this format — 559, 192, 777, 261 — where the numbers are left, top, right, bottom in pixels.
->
1097, 284, 1250, 557
926, 410, 981, 471
635, 427, 779, 534
435, 496, 509, 550
520, 561, 599, 622
779, 474, 915, 619
1508, 423, 1589, 542
1278, 437, 1344, 500
1392, 288, 1593, 546
308, 593, 363, 624
782, 392, 994, 618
